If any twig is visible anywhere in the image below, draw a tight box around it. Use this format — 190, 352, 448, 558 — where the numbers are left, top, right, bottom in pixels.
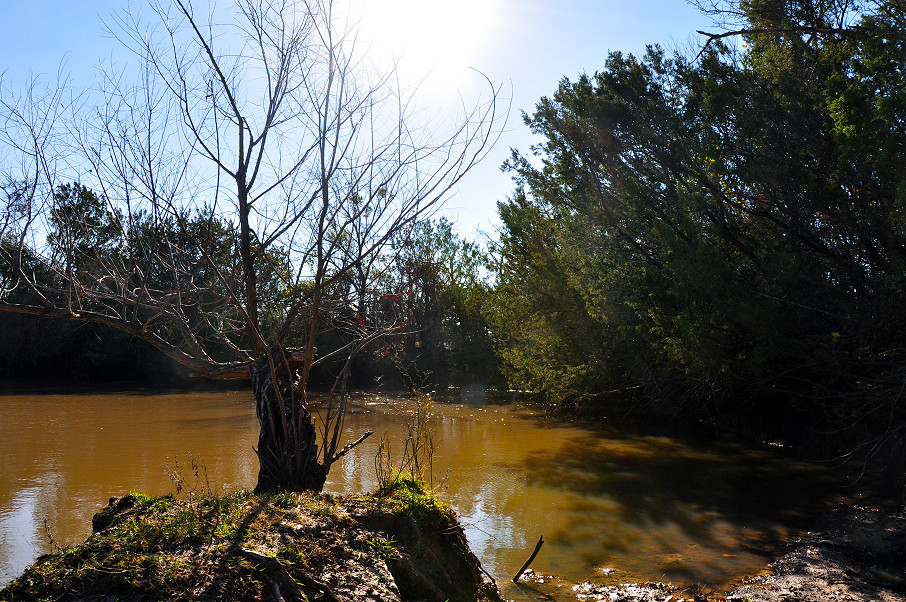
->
512, 535, 544, 583
330, 430, 374, 464
693, 25, 881, 61
480, 563, 498, 587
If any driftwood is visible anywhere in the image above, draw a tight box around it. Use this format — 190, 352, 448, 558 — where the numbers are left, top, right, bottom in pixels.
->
512, 535, 544, 583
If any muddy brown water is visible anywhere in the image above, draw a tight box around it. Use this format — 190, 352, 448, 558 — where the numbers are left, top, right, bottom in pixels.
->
0, 384, 866, 599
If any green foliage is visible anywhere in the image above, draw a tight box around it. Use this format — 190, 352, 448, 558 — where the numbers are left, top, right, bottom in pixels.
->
387, 219, 484, 385
490, 0, 906, 456
48, 182, 122, 274
356, 217, 503, 389
372, 473, 454, 535
0, 181, 298, 379
365, 535, 398, 559
374, 472, 428, 498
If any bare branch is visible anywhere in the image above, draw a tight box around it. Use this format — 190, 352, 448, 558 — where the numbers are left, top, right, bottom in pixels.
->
0, 0, 504, 493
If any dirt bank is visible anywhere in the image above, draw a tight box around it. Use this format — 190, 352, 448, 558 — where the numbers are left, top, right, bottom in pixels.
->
726, 505, 906, 602
0, 477, 502, 602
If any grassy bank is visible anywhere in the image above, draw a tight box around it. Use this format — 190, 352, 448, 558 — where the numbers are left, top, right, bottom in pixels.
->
0, 477, 501, 602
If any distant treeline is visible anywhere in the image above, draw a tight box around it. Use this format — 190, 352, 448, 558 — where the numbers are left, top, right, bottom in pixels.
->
0, 216, 504, 392
0, 313, 191, 384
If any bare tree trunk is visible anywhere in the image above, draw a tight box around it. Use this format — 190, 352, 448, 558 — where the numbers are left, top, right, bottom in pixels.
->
252, 360, 327, 492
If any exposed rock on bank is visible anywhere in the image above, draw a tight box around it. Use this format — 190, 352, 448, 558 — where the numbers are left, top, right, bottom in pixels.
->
0, 478, 502, 602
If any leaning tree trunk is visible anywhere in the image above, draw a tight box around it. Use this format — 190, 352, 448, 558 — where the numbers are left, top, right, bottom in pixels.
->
252, 360, 328, 492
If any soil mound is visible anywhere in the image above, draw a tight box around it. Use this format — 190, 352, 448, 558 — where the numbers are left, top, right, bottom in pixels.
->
0, 478, 502, 602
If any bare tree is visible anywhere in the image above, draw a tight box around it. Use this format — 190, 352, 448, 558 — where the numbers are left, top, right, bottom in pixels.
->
0, 0, 501, 492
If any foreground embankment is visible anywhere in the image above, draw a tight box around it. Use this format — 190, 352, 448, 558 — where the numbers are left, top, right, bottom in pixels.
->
0, 478, 502, 602
3, 480, 903, 602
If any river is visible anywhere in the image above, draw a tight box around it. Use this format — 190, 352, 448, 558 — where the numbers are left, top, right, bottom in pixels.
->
0, 384, 862, 598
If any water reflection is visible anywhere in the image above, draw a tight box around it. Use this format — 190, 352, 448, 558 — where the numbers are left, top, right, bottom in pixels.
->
0, 486, 42, 583
0, 387, 259, 586
510, 430, 838, 587
318, 403, 844, 596
0, 388, 854, 599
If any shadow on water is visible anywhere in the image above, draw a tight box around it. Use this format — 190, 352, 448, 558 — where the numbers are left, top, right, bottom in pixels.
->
488, 408, 855, 589
527, 431, 837, 527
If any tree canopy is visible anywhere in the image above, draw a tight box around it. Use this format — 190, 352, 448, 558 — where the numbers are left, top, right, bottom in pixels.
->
490, 0, 906, 460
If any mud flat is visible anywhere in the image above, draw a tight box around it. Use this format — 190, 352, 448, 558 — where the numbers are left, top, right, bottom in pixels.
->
726, 506, 906, 602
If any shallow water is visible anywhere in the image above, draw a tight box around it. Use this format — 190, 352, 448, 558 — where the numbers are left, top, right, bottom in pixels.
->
0, 384, 856, 598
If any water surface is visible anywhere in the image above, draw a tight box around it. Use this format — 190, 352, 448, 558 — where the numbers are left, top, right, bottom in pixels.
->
0, 385, 852, 598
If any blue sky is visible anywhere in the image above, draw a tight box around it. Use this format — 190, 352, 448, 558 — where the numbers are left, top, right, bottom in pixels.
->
0, 1, 714, 240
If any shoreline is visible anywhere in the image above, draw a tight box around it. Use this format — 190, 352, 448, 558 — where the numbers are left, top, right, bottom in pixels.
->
0, 478, 502, 602
515, 504, 906, 602
725, 504, 906, 602
3, 488, 903, 602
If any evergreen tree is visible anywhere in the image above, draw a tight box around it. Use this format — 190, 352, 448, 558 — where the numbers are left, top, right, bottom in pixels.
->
492, 0, 906, 459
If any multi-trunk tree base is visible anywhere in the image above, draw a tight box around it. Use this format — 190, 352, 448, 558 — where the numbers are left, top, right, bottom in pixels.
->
252, 360, 328, 493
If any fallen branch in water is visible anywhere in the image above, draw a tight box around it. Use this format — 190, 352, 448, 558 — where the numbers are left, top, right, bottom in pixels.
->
512, 535, 544, 583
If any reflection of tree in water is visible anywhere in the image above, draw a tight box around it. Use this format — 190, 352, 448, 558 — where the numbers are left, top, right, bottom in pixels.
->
455, 488, 518, 578
520, 432, 842, 561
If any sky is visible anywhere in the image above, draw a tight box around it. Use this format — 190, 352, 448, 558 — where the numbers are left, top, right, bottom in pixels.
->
0, 0, 716, 240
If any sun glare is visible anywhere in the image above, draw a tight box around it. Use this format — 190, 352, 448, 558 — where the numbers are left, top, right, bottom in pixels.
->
357, 0, 500, 89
